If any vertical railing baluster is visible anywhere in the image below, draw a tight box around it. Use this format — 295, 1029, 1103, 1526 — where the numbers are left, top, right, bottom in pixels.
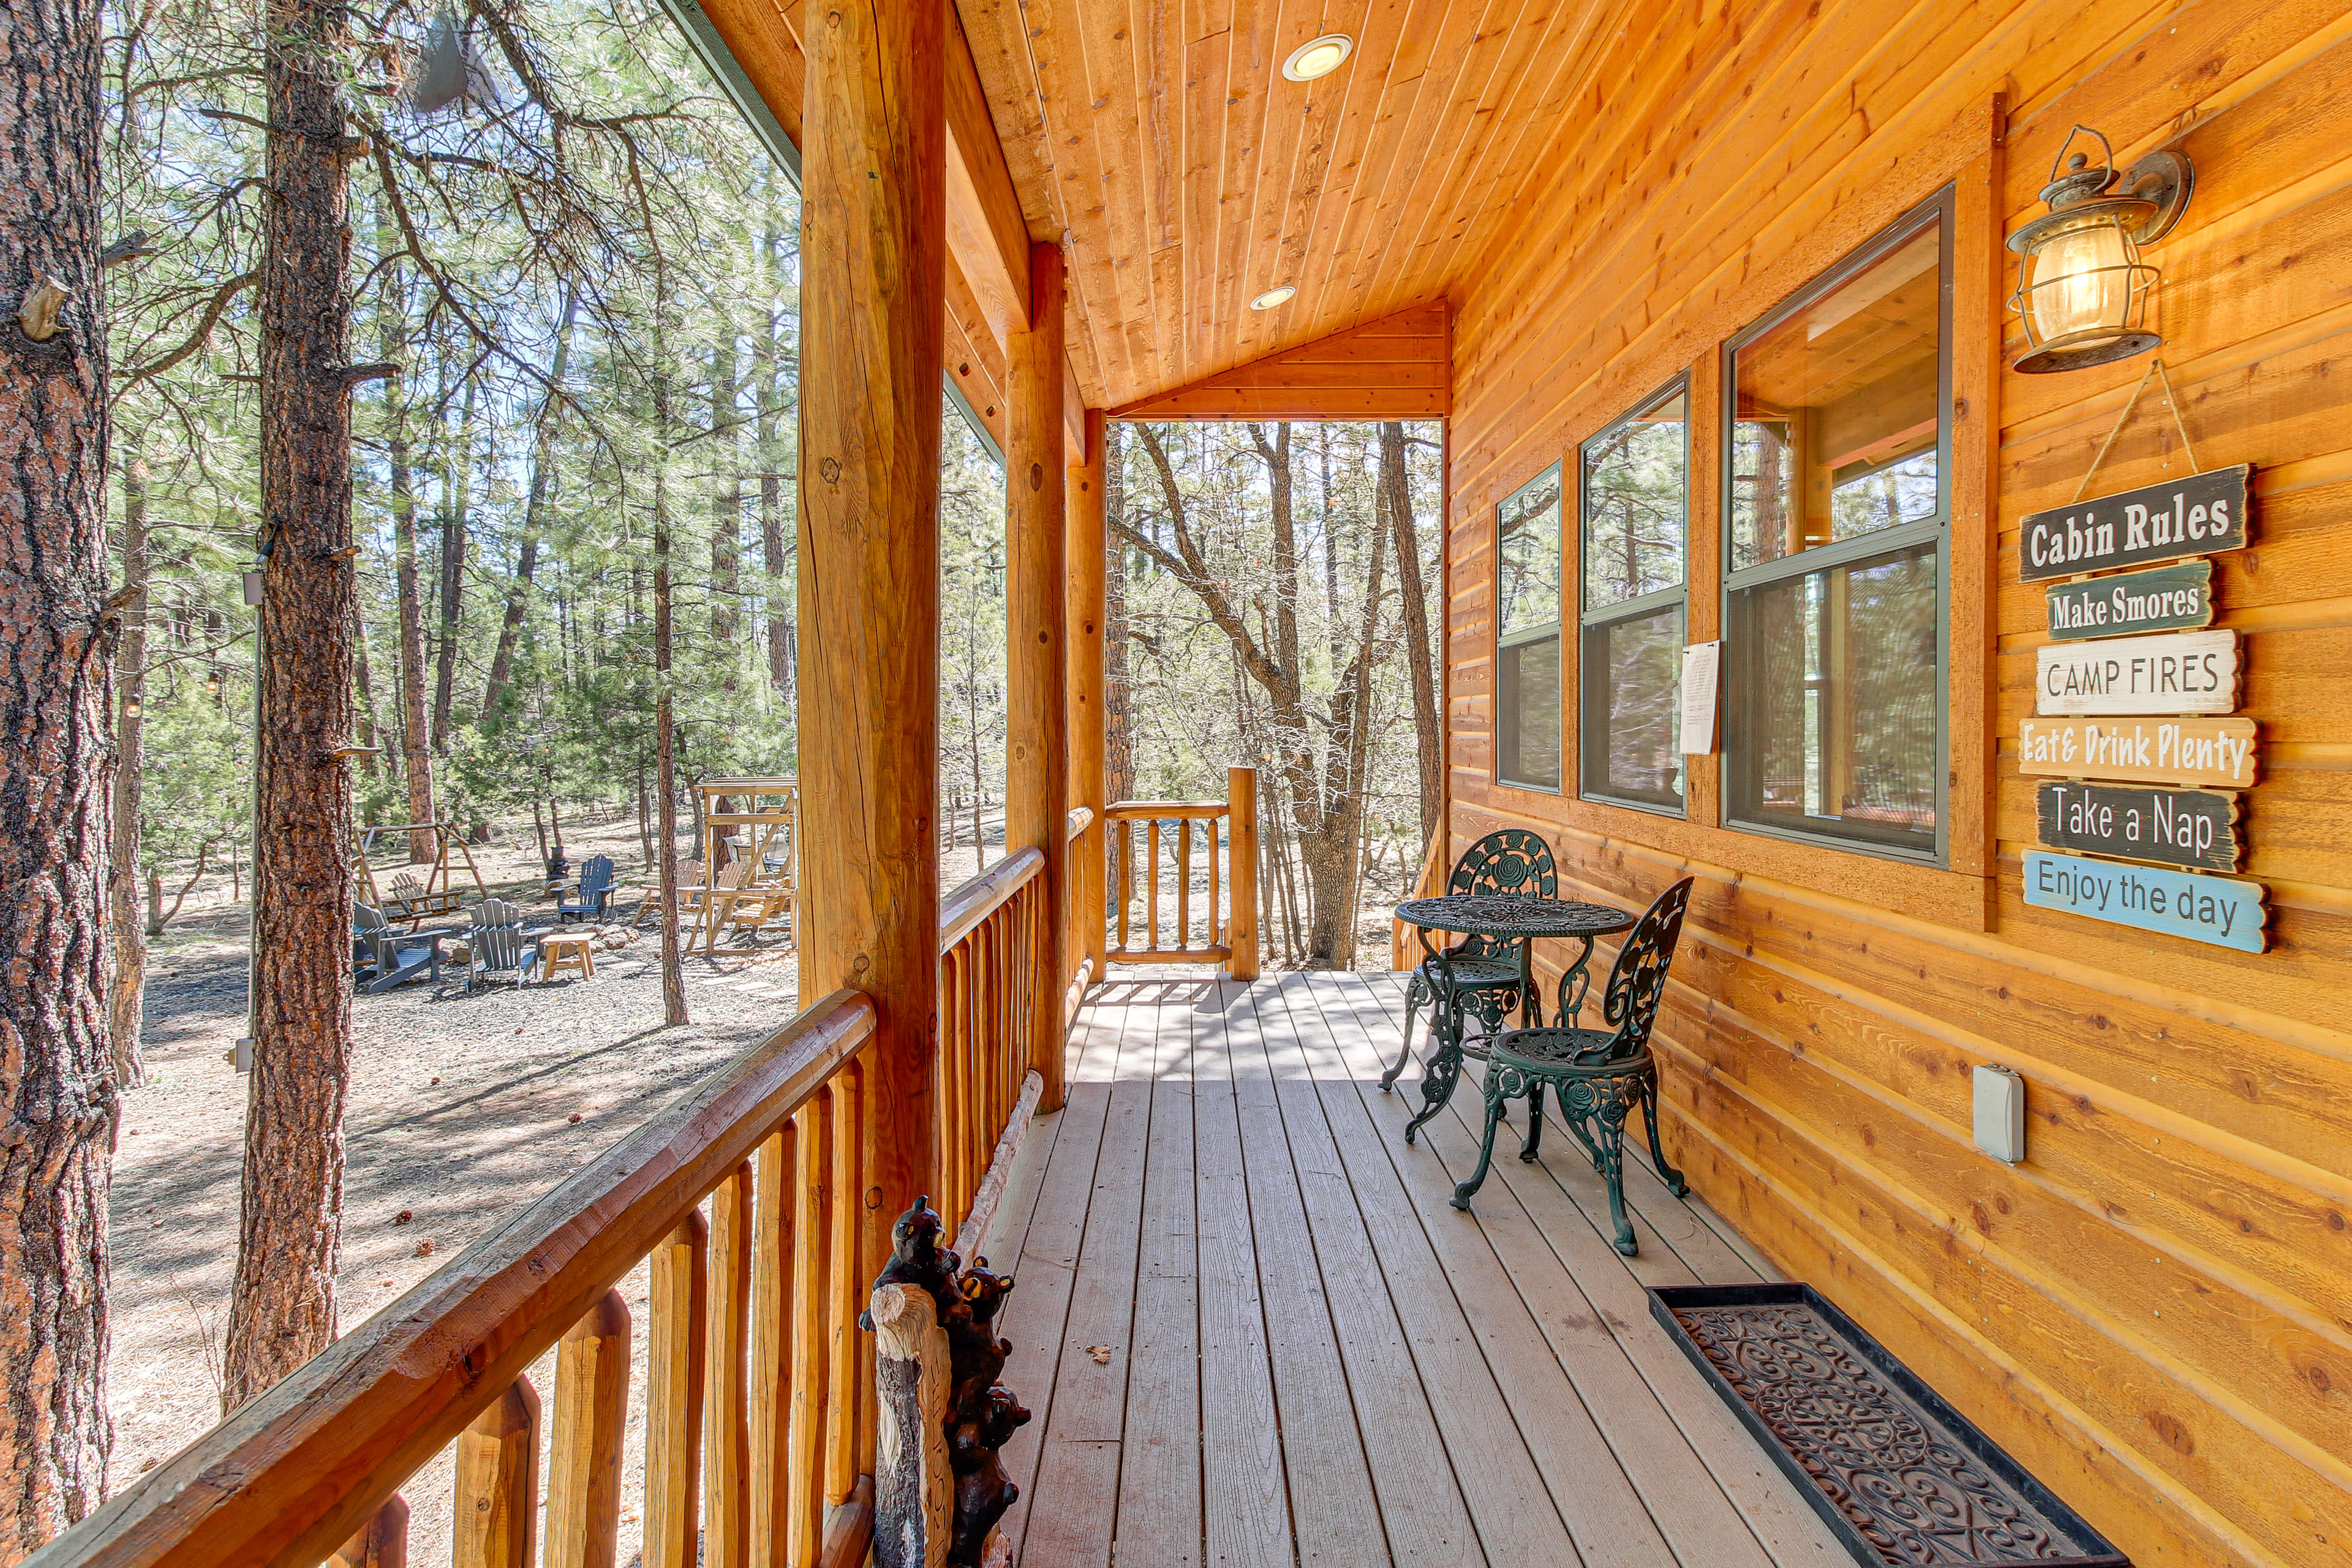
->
1147, 819, 1160, 952
827, 1064, 863, 1502
454, 1379, 540, 1568
331, 1493, 409, 1568
547, 1291, 630, 1568
706, 1164, 755, 1568
788, 1098, 832, 1566
1117, 817, 1131, 951
1178, 816, 1192, 949
750, 1126, 796, 1568
644, 1213, 708, 1568
1209, 807, 1224, 954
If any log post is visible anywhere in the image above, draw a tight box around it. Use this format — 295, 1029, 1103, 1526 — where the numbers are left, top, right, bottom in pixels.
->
1066, 409, 1107, 992
1227, 766, 1259, 981
797, 0, 945, 1379
867, 1281, 952, 1568
546, 1292, 630, 1568
1006, 243, 1069, 1115
454, 1378, 540, 1568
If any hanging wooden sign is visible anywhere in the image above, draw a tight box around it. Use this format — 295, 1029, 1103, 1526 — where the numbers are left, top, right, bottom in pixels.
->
2035, 781, 2240, 871
2035, 629, 2237, 715
2019, 465, 2250, 582
2016, 715, 2258, 788
2044, 560, 2212, 642
2024, 850, 2266, 952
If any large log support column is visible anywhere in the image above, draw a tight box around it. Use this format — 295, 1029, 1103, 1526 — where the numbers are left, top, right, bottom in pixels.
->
1066, 408, 1107, 995
797, 0, 944, 1388
1007, 243, 1069, 1114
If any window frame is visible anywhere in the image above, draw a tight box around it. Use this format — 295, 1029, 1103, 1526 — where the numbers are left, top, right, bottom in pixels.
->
1494, 462, 1565, 794
1577, 372, 1691, 818
1717, 184, 1956, 865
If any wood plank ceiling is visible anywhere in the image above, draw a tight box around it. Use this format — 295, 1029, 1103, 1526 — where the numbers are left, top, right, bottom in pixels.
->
691, 0, 1638, 417
957, 0, 1635, 412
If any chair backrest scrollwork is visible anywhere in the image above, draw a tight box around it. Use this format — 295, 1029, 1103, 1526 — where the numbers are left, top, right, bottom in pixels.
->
1444, 829, 1557, 962
1601, 876, 1695, 1058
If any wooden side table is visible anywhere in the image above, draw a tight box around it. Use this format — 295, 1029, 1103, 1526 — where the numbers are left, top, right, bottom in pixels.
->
538, 932, 598, 983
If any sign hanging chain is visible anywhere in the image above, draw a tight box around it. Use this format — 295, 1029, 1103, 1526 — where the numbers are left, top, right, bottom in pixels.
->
2073, 357, 2203, 502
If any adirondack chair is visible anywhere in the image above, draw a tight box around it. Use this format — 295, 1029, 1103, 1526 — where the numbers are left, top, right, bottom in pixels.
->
385, 870, 469, 927
355, 902, 446, 994
557, 856, 616, 923
466, 899, 537, 992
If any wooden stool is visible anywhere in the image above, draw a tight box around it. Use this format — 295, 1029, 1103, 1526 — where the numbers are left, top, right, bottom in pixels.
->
538, 933, 597, 983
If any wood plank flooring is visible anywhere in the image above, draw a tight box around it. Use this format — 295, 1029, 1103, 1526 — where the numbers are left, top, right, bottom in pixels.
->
975, 972, 1849, 1568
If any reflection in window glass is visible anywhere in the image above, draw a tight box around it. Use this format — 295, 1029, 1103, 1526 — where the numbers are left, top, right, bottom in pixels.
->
1581, 605, 1681, 806
1583, 391, 1686, 611
1725, 545, 1939, 853
1498, 470, 1562, 635
1496, 467, 1563, 790
1731, 220, 1943, 573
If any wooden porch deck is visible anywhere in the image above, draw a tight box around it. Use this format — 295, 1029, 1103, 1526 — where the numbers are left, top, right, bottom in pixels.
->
975, 971, 1850, 1568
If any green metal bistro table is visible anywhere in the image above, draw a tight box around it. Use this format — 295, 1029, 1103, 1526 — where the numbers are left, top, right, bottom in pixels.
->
1393, 892, 1635, 1145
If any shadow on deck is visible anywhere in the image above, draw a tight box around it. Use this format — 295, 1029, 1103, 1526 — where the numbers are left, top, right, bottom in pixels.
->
975, 971, 1847, 1568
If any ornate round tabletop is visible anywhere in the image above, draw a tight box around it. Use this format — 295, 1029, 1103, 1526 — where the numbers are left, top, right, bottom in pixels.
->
1395, 892, 1633, 940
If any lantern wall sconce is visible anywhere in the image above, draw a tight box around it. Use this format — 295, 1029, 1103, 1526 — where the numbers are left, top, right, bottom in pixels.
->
2006, 125, 2193, 374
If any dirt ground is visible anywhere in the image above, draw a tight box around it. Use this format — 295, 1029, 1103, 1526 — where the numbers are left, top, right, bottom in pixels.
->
105, 805, 1406, 1558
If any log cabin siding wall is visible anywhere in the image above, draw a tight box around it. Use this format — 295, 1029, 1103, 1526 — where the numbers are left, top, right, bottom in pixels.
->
1442, 6, 2352, 1566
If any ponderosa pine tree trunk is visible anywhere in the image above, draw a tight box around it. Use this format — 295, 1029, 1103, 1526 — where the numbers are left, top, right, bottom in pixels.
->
107, 440, 149, 1088
431, 379, 473, 745
762, 472, 790, 693
1102, 422, 1133, 804
0, 0, 118, 1547
1382, 421, 1441, 850
227, 0, 369, 1412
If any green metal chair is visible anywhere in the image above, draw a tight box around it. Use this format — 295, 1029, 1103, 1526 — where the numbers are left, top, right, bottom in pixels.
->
1381, 828, 1558, 1104
1449, 876, 1695, 1256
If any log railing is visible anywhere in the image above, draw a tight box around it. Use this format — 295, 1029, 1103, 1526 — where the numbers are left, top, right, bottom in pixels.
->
34, 990, 884, 1568
1105, 764, 1258, 980
38, 848, 1091, 1568
936, 847, 1048, 1248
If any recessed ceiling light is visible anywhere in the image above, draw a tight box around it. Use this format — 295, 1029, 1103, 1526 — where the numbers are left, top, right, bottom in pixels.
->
1250, 285, 1297, 311
1283, 34, 1353, 82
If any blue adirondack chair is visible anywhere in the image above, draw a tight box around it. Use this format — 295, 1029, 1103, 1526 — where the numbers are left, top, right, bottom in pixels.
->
355, 902, 447, 994
467, 899, 537, 991
558, 856, 616, 923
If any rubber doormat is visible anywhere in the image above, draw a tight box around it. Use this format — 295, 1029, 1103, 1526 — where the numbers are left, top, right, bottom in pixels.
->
1649, 1284, 2128, 1567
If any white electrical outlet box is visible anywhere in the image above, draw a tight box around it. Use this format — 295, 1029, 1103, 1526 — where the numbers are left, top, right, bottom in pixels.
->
1973, 1063, 2025, 1164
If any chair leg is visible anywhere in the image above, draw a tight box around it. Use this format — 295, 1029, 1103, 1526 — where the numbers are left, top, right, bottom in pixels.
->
1594, 1099, 1638, 1256
1381, 976, 1428, 1091
1402, 995, 1466, 1146
1451, 1074, 1509, 1212
1518, 1080, 1545, 1163
1640, 1068, 1687, 1197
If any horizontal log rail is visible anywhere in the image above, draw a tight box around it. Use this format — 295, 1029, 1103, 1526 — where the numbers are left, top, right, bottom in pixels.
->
1066, 804, 1094, 840
1104, 766, 1258, 979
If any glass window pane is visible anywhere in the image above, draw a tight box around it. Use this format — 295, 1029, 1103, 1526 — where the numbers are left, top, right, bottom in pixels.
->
1498, 633, 1561, 791
1731, 219, 1943, 572
1582, 390, 1686, 611
1580, 606, 1683, 807
1498, 469, 1562, 636
1726, 545, 1938, 853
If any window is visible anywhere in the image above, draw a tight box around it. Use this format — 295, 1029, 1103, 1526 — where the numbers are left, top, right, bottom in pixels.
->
1580, 380, 1689, 812
1496, 466, 1564, 790
1722, 190, 1951, 859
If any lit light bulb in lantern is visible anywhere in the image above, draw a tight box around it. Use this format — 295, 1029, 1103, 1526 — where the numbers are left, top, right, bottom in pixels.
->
2025, 217, 2132, 349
